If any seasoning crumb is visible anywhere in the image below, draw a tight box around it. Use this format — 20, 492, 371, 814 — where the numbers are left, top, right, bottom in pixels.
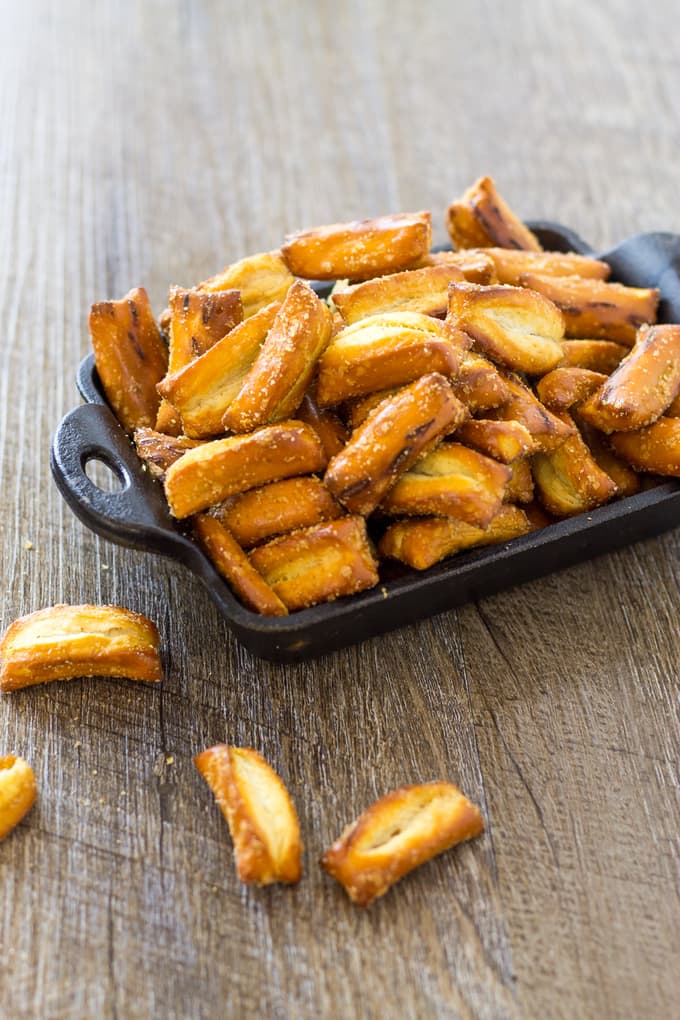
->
74, 741, 81, 749
99, 797, 106, 805
92, 769, 98, 776
24, 541, 33, 551
165, 755, 175, 766
119, 790, 126, 797
102, 563, 109, 571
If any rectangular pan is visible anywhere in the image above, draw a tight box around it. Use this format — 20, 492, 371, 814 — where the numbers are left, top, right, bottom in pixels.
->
51, 222, 680, 662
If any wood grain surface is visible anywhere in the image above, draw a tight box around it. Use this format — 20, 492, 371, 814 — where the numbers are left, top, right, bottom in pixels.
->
1, 1, 678, 1018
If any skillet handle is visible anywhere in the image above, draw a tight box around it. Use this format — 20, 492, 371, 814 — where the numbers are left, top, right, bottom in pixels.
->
50, 403, 199, 562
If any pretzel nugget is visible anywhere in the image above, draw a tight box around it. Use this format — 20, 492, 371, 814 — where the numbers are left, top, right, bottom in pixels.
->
536, 367, 609, 412
379, 505, 534, 570
532, 413, 618, 516
133, 428, 202, 480
250, 517, 379, 611
316, 312, 467, 407
164, 421, 327, 518
455, 419, 537, 463
222, 281, 333, 432
446, 176, 542, 252
195, 745, 302, 884
578, 424, 641, 498
609, 418, 680, 477
414, 249, 497, 284
483, 247, 610, 286
156, 287, 243, 434
296, 395, 348, 458
487, 373, 576, 452
0, 605, 162, 691
447, 281, 565, 374
579, 324, 680, 433
214, 476, 342, 549
324, 374, 466, 515
557, 339, 628, 374
321, 782, 484, 906
90, 287, 168, 434
518, 273, 659, 345
197, 251, 294, 317
504, 458, 535, 504
450, 353, 511, 412
332, 264, 466, 324
193, 515, 287, 616
382, 443, 511, 528
156, 302, 280, 437
0, 756, 36, 841
281, 211, 432, 281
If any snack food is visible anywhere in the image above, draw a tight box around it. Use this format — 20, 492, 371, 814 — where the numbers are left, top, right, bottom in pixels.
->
0, 756, 37, 841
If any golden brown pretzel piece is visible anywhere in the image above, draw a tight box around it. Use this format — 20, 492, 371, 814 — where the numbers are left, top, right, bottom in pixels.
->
281, 211, 432, 281
608, 418, 680, 477
197, 251, 295, 317
156, 302, 279, 438
316, 312, 467, 407
0, 605, 162, 691
482, 247, 610, 286
413, 249, 497, 284
332, 263, 466, 323
379, 504, 534, 570
455, 419, 538, 463
222, 281, 333, 432
321, 782, 484, 906
195, 745, 302, 884
577, 423, 641, 498
0, 756, 37, 841
536, 367, 609, 412
517, 272, 659, 345
213, 476, 342, 549
504, 458, 535, 504
532, 412, 618, 516
90, 287, 169, 434
164, 420, 327, 519
578, 324, 680, 433
249, 516, 379, 611
193, 515, 287, 616
133, 428, 203, 481
487, 373, 576, 452
296, 394, 348, 458
450, 353, 511, 412
446, 176, 542, 252
557, 339, 628, 374
324, 374, 466, 515
447, 281, 565, 374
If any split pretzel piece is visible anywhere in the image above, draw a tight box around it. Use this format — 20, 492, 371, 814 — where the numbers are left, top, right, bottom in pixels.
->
321, 781, 484, 906
281, 211, 432, 281
609, 418, 680, 477
413, 249, 497, 284
455, 419, 538, 463
296, 395, 348, 459
447, 281, 565, 375
90, 287, 169, 434
532, 412, 618, 516
164, 420, 327, 519
193, 515, 287, 616
482, 247, 610, 286
195, 745, 302, 885
517, 272, 659, 345
156, 287, 243, 434
487, 373, 576, 452
379, 504, 534, 570
197, 251, 295, 318
133, 428, 203, 481
382, 442, 511, 528
324, 374, 466, 516
557, 339, 628, 374
536, 367, 608, 412
332, 263, 466, 324
222, 281, 333, 433
0, 605, 162, 691
0, 756, 37, 842
249, 516, 379, 611
213, 476, 342, 549
316, 311, 467, 407
156, 302, 280, 438
450, 353, 511, 413
578, 324, 680, 433
446, 176, 542, 252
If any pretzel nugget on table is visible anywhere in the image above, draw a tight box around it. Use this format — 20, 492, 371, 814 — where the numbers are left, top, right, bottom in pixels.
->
332, 263, 467, 324
193, 515, 287, 616
0, 605, 162, 691
446, 176, 542, 252
195, 745, 302, 885
197, 250, 295, 317
532, 412, 618, 516
321, 781, 484, 906
482, 247, 610, 286
0, 756, 37, 842
213, 476, 342, 549
281, 211, 432, 281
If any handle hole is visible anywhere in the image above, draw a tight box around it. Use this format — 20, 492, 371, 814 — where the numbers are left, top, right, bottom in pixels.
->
84, 455, 128, 493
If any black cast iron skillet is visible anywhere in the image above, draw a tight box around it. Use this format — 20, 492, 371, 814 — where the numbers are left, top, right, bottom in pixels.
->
51, 223, 680, 662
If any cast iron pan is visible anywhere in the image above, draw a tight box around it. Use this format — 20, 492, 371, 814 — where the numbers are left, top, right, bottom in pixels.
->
51, 223, 680, 662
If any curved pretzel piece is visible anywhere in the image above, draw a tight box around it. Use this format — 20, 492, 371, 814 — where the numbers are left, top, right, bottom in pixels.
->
0, 756, 37, 842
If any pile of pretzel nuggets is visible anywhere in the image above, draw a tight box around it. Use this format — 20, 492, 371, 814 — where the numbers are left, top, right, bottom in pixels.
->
90, 175, 680, 617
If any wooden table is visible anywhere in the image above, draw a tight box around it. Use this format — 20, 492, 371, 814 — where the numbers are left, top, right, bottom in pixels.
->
1, 2, 678, 1017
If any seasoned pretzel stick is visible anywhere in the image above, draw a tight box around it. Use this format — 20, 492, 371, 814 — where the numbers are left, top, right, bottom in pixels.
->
482, 247, 610, 285
446, 176, 542, 252
609, 418, 680, 477
536, 367, 609, 412
332, 263, 466, 323
0, 756, 37, 841
214, 476, 342, 549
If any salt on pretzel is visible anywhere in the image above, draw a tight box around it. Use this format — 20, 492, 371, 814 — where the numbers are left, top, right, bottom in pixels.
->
193, 515, 287, 616
455, 419, 538, 464
90, 287, 168, 434
324, 374, 466, 516
482, 247, 610, 286
557, 339, 628, 374
197, 251, 295, 317
578, 324, 680, 433
281, 211, 432, 281
447, 281, 565, 375
609, 417, 680, 477
517, 272, 659, 345
164, 420, 327, 519
321, 781, 484, 906
446, 176, 542, 252
249, 516, 379, 611
536, 367, 609, 412
0, 756, 37, 842
450, 353, 511, 413
332, 263, 466, 324
486, 373, 576, 452
532, 412, 618, 516
0, 605, 162, 691
133, 428, 202, 481
379, 504, 534, 570
195, 745, 302, 885
156, 302, 279, 438
213, 476, 342, 549
222, 281, 333, 433
316, 311, 467, 407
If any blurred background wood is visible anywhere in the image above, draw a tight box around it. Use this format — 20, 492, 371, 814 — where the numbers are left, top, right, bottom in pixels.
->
0, 1, 678, 1018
